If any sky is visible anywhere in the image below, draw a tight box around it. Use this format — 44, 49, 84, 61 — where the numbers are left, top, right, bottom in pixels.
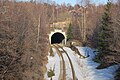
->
17, 0, 108, 6
52, 0, 108, 5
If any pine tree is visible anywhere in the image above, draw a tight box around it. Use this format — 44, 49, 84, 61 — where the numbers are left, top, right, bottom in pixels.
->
95, 0, 114, 62
67, 23, 73, 40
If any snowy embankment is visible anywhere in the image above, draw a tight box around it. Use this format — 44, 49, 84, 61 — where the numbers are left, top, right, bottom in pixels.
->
45, 46, 119, 80
59, 48, 73, 80
44, 48, 60, 80
63, 47, 119, 80
44, 48, 73, 80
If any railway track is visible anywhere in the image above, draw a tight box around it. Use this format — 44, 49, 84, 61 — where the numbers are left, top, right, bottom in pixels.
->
52, 44, 76, 80
52, 45, 66, 80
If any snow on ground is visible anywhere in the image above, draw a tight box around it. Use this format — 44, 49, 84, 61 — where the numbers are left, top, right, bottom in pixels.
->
59, 49, 73, 80
44, 48, 61, 80
63, 47, 84, 80
63, 47, 119, 80
45, 46, 119, 80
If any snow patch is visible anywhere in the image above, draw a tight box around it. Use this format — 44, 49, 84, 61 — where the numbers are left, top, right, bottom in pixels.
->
45, 47, 119, 80
44, 48, 60, 80
63, 47, 119, 80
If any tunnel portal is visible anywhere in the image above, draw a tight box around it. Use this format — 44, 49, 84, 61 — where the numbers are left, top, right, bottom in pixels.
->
51, 32, 65, 44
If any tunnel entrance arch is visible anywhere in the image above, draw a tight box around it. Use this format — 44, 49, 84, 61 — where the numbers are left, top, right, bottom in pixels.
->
49, 29, 66, 44
51, 32, 65, 44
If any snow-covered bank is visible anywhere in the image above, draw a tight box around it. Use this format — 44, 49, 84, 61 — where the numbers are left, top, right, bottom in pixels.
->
62, 52, 73, 79
44, 48, 60, 80
64, 47, 119, 80
45, 46, 119, 80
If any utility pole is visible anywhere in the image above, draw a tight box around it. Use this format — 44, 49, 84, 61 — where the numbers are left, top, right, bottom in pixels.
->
83, 7, 86, 42
81, 6, 87, 42
36, 15, 41, 50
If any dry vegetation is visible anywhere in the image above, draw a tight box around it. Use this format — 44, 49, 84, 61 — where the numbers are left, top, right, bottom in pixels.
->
0, 1, 50, 80
0, 0, 120, 80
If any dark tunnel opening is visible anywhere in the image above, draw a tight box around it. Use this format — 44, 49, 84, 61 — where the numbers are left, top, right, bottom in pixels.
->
51, 32, 65, 44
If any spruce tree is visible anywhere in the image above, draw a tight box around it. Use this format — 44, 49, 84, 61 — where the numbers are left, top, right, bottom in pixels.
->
95, 0, 113, 62
67, 23, 73, 40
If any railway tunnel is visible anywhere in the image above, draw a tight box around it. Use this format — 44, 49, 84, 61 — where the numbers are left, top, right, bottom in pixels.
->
49, 30, 66, 44
51, 32, 65, 44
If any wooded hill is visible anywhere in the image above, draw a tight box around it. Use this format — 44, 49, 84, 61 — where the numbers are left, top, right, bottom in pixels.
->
0, 0, 120, 80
